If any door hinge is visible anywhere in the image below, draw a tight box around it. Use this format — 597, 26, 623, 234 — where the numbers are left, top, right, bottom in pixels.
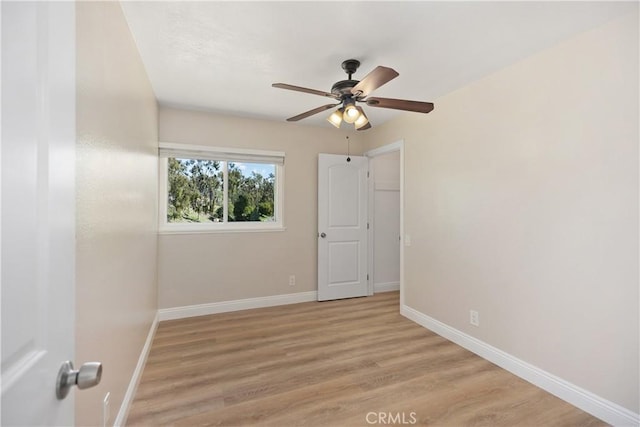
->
367, 222, 369, 230
367, 171, 370, 178
367, 274, 369, 281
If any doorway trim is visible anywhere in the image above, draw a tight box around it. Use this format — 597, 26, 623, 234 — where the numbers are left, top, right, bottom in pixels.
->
365, 140, 405, 306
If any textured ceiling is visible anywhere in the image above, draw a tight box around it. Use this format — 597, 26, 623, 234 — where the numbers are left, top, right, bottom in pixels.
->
121, 1, 635, 130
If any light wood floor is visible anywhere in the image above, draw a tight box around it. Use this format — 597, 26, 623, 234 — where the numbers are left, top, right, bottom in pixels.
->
127, 292, 605, 426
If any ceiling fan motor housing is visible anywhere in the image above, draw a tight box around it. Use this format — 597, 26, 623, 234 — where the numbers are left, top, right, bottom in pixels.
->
331, 80, 359, 98
332, 59, 362, 99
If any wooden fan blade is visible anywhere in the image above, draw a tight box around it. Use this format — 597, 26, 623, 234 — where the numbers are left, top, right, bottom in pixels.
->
286, 104, 340, 122
273, 83, 338, 99
351, 66, 399, 97
366, 97, 434, 113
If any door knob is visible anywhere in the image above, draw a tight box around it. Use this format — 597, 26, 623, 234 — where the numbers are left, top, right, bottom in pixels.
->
320, 232, 326, 238
56, 360, 102, 399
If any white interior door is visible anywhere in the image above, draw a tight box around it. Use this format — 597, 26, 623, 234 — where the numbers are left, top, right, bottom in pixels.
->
318, 154, 368, 301
1, 2, 76, 425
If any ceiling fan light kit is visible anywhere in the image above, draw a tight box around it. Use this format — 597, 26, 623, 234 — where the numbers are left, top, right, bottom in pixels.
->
343, 100, 360, 124
273, 59, 434, 131
327, 108, 344, 128
354, 107, 369, 130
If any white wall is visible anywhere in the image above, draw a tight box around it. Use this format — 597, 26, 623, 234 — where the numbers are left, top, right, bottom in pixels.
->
76, 2, 158, 425
158, 108, 365, 308
367, 13, 639, 414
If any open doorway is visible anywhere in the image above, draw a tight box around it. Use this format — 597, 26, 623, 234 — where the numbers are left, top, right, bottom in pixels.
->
366, 141, 404, 302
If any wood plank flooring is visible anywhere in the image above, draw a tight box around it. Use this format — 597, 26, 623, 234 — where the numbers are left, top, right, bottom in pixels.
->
127, 292, 605, 426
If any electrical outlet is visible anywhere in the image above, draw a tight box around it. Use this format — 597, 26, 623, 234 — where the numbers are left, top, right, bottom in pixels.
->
470, 310, 479, 327
103, 392, 110, 427
289, 275, 296, 286
404, 234, 412, 246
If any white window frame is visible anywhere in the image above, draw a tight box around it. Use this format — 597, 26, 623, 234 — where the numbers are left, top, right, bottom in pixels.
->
159, 142, 285, 234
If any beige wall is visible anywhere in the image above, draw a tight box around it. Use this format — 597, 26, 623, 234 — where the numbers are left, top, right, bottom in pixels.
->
76, 2, 158, 425
368, 14, 639, 412
98, 6, 638, 418
158, 108, 365, 308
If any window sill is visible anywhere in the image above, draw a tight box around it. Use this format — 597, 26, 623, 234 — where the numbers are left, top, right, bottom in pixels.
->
159, 224, 286, 235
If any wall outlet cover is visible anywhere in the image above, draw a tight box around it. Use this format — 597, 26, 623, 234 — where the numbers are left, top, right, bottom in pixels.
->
470, 310, 480, 327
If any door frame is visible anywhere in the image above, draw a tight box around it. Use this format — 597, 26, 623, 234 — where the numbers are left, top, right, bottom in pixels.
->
365, 140, 405, 306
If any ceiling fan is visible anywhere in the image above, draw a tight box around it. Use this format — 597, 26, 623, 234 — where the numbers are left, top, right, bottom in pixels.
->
272, 59, 434, 131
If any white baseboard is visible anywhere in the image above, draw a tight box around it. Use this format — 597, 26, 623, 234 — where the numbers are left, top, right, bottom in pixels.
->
401, 304, 639, 427
113, 312, 159, 427
374, 281, 400, 293
158, 291, 318, 321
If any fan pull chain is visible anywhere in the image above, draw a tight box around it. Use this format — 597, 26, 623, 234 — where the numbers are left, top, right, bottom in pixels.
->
346, 136, 351, 162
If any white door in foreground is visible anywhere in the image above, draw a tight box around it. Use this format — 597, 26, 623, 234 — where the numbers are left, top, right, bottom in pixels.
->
1, 2, 77, 425
318, 154, 368, 301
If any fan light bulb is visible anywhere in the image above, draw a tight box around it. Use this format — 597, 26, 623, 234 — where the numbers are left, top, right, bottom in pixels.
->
354, 108, 369, 129
343, 103, 360, 124
327, 109, 343, 128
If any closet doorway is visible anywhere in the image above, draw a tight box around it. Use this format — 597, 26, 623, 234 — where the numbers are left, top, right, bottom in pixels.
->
366, 141, 404, 300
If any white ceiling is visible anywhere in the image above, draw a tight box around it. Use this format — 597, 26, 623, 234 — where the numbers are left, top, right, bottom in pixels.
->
121, 1, 635, 130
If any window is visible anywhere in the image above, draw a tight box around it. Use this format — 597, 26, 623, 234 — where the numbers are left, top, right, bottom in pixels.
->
159, 143, 284, 233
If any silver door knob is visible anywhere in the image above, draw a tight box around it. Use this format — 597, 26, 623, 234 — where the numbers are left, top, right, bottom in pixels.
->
320, 232, 326, 238
56, 360, 102, 400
